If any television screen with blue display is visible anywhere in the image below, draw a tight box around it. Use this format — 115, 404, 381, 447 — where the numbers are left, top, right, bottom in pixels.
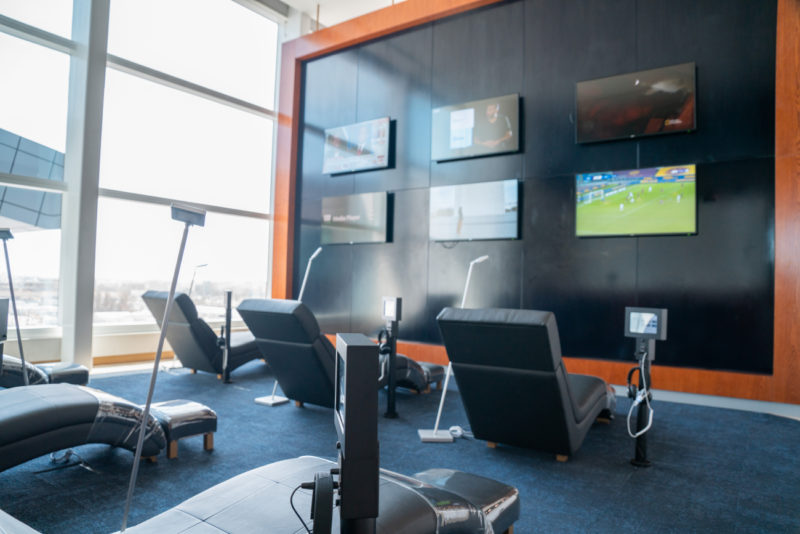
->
575, 164, 696, 237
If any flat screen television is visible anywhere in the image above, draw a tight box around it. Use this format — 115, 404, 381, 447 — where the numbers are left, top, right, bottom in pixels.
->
576, 62, 696, 144
321, 191, 389, 245
575, 164, 696, 237
429, 179, 519, 241
322, 117, 391, 174
431, 94, 520, 161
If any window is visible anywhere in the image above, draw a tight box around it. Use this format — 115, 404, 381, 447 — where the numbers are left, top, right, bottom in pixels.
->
0, 0, 73, 38
0, 33, 69, 155
94, 198, 269, 325
96, 1, 278, 328
107, 0, 278, 107
100, 70, 273, 212
0, 0, 279, 341
0, 14, 69, 329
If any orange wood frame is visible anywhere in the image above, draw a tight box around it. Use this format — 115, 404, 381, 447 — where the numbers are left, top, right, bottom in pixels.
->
273, 0, 800, 403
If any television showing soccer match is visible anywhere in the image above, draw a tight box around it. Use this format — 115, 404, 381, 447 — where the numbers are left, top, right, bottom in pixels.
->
429, 179, 519, 241
576, 63, 696, 144
321, 191, 389, 245
431, 94, 520, 162
575, 164, 696, 237
322, 117, 391, 174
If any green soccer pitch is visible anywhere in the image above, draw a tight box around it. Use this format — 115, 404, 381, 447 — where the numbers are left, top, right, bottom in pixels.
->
576, 181, 696, 236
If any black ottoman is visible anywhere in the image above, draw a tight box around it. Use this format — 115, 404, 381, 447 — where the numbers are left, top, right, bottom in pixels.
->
150, 400, 217, 459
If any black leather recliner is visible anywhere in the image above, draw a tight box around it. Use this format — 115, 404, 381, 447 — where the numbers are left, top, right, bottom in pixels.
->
437, 307, 616, 459
237, 298, 444, 409
142, 291, 262, 380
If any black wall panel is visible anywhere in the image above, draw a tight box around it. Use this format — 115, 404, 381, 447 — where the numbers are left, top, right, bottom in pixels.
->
524, 0, 638, 178
635, 0, 777, 166
350, 189, 430, 339
294, 0, 777, 374
522, 176, 639, 359
354, 26, 433, 193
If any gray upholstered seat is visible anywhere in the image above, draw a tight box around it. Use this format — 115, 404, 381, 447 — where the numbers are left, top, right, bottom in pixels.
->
436, 307, 616, 458
142, 291, 262, 379
0, 383, 166, 472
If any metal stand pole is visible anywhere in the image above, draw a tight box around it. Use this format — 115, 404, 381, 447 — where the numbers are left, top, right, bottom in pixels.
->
222, 290, 232, 383
384, 320, 398, 419
2, 238, 27, 386
631, 355, 653, 468
121, 223, 190, 532
418, 255, 487, 443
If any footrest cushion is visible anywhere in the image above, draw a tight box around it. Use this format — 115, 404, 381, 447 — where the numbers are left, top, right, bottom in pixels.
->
40, 363, 90, 386
150, 400, 217, 442
419, 362, 445, 384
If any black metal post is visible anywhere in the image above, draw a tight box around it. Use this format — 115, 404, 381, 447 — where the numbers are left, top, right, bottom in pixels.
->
631, 353, 652, 467
384, 320, 398, 419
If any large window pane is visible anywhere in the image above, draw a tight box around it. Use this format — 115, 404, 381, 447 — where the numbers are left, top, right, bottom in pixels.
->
0, 33, 69, 154
108, 0, 278, 107
0, 184, 62, 328
99, 69, 273, 212
0, 0, 73, 38
94, 197, 269, 326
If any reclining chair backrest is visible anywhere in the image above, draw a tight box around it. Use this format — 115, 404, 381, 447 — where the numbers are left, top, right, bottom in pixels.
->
237, 299, 335, 408
142, 291, 221, 374
436, 307, 578, 453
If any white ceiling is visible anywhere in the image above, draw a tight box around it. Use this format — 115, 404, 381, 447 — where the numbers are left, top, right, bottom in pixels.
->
282, 0, 404, 28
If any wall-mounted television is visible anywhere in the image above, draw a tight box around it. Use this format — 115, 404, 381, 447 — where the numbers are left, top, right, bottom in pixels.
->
575, 164, 696, 237
431, 94, 520, 162
321, 191, 389, 245
576, 62, 696, 144
429, 179, 519, 241
322, 117, 391, 174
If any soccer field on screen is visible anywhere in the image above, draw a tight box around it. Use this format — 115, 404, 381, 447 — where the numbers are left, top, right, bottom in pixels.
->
576, 181, 695, 236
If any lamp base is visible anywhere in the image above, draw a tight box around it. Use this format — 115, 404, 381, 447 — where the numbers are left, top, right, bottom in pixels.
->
254, 395, 290, 407
417, 429, 454, 443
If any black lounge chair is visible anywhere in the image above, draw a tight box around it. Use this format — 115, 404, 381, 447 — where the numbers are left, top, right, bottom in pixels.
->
0, 355, 89, 388
142, 291, 263, 380
237, 299, 443, 408
0, 383, 166, 472
437, 307, 616, 460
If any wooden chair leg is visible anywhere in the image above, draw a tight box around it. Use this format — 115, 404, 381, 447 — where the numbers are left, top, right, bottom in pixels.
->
435, 380, 443, 390
216, 373, 222, 380
203, 433, 214, 451
487, 441, 497, 449
597, 416, 611, 424
167, 441, 178, 459
556, 454, 569, 462
295, 401, 304, 408
191, 369, 197, 374
144, 456, 158, 463
502, 526, 514, 534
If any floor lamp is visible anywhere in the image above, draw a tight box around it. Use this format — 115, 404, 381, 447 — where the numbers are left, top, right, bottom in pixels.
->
255, 246, 322, 407
121, 203, 205, 532
418, 254, 489, 443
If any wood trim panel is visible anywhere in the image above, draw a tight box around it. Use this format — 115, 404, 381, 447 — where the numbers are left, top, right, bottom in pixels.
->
94, 351, 175, 366
273, 0, 800, 403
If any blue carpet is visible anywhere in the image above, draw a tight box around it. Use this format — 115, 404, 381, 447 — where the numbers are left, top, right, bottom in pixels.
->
1, 360, 799, 533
